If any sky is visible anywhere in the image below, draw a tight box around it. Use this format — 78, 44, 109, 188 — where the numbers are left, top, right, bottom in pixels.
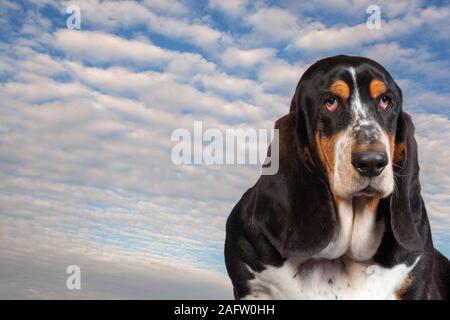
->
0, 0, 449, 299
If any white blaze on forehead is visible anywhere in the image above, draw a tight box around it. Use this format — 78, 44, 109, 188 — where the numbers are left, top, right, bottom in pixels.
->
348, 67, 367, 123
348, 67, 380, 141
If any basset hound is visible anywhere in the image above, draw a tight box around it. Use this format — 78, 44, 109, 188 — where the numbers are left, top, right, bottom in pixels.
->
224, 55, 450, 300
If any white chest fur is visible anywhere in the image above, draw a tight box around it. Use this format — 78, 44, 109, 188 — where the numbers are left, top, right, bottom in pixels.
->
244, 256, 419, 300
244, 197, 419, 300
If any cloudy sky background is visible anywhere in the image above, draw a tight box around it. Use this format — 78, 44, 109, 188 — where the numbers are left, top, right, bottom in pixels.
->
0, 0, 449, 299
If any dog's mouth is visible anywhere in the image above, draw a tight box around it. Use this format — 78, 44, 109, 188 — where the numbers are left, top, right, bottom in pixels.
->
355, 186, 376, 197
354, 184, 381, 197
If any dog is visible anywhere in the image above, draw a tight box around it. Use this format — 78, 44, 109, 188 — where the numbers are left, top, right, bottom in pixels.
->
224, 55, 450, 300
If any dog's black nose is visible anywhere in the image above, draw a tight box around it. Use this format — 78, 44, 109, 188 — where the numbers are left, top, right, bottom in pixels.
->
351, 151, 388, 177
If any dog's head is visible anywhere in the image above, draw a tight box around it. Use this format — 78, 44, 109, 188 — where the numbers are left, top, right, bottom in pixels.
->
253, 55, 422, 258
292, 55, 401, 199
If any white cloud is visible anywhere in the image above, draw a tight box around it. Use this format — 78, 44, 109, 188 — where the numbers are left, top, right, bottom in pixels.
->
245, 6, 301, 42
194, 72, 257, 97
362, 43, 450, 82
0, 0, 20, 10
413, 114, 450, 237
240, 2, 441, 50
220, 47, 277, 68
55, 0, 227, 50
41, 0, 230, 51
54, 29, 218, 79
403, 84, 450, 115
292, 6, 450, 51
141, 0, 188, 16
284, 0, 420, 19
258, 59, 307, 95
1, 73, 92, 103
209, 0, 248, 16
51, 30, 289, 114
0, 228, 232, 299
54, 30, 168, 64
63, 63, 264, 122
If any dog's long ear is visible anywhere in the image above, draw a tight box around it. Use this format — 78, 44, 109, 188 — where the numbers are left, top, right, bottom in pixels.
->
252, 111, 337, 258
390, 112, 422, 251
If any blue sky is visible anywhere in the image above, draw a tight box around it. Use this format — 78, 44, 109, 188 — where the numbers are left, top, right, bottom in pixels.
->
0, 0, 449, 299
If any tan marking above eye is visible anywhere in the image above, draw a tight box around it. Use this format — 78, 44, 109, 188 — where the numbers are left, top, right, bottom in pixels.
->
330, 80, 350, 100
369, 79, 387, 99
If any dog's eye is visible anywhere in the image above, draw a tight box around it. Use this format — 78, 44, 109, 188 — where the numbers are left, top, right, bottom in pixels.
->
379, 95, 391, 109
325, 96, 338, 112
